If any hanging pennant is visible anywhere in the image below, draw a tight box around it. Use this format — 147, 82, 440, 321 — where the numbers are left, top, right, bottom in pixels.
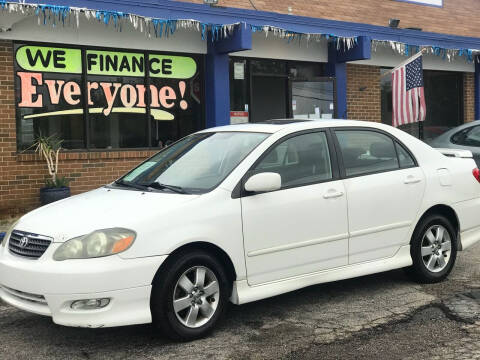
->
0, 0, 478, 62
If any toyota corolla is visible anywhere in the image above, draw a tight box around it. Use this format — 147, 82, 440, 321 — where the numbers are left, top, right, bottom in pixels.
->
1, 120, 480, 341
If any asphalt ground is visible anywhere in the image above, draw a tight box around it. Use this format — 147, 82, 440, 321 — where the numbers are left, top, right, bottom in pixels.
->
0, 242, 479, 360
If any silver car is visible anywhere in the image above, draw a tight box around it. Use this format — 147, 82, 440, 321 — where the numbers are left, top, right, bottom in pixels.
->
429, 122, 480, 166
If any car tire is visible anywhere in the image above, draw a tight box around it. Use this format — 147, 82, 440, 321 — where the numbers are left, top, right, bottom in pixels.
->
405, 214, 457, 284
150, 249, 230, 341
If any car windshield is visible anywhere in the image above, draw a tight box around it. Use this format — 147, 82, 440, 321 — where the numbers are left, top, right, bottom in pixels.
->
118, 132, 269, 194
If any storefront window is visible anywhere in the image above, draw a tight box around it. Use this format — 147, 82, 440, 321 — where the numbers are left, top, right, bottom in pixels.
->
149, 62, 204, 148
381, 68, 463, 141
230, 57, 331, 123
292, 81, 335, 120
88, 75, 148, 149
14, 43, 204, 151
229, 59, 248, 113
289, 62, 323, 80
251, 59, 287, 76
15, 71, 86, 150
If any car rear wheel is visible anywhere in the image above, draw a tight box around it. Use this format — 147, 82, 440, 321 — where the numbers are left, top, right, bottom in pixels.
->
406, 214, 457, 283
150, 250, 230, 341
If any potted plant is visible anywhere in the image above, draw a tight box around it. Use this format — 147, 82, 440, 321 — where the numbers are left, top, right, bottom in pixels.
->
32, 134, 71, 205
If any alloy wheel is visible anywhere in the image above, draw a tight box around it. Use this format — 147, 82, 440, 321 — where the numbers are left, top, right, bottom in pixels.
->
421, 224, 452, 273
172, 266, 220, 328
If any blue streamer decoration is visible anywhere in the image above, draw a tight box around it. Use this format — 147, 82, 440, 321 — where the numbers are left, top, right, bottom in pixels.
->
212, 24, 224, 41
32, 4, 70, 27
1, 1, 476, 62
95, 10, 129, 32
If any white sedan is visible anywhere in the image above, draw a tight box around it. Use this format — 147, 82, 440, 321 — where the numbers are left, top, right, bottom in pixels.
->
1, 120, 480, 340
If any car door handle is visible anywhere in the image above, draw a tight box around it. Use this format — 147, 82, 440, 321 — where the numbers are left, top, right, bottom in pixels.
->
404, 175, 422, 184
323, 189, 344, 199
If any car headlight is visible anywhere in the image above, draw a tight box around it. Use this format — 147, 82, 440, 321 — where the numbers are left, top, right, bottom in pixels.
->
1, 220, 19, 248
53, 228, 136, 261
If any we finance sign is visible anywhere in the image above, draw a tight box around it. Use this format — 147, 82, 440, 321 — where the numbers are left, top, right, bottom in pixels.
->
15, 45, 198, 120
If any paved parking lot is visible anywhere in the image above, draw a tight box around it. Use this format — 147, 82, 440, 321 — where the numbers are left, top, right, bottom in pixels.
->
0, 242, 479, 360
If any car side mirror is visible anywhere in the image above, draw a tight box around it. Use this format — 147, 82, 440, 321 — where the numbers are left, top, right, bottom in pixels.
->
244, 172, 282, 193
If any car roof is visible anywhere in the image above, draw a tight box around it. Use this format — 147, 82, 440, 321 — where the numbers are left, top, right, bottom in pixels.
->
197, 119, 393, 134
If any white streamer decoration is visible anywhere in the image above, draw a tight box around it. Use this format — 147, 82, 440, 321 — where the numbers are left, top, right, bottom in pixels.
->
0, 0, 358, 48
0, 0, 478, 61
372, 39, 480, 63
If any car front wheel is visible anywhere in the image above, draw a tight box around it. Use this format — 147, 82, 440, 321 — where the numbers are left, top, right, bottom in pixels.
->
406, 214, 457, 283
151, 250, 230, 341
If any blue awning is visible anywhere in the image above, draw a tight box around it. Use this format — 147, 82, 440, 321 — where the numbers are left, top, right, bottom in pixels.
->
3, 0, 480, 60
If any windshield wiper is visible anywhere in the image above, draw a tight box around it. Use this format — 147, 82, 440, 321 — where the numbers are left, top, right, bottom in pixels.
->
146, 182, 187, 194
114, 179, 150, 191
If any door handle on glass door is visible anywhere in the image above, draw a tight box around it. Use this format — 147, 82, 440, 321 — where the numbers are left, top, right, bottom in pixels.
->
323, 189, 344, 199
404, 175, 421, 184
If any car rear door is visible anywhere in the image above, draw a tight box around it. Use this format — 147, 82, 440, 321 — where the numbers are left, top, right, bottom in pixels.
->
240, 130, 349, 286
333, 128, 426, 264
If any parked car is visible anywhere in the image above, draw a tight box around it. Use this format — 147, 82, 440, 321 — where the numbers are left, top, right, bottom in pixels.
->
422, 125, 450, 142
1, 120, 480, 341
429, 122, 480, 166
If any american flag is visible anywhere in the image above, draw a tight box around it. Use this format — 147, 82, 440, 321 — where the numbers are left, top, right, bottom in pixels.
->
392, 55, 426, 127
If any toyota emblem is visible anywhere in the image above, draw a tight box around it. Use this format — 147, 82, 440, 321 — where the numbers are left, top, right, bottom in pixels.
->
19, 236, 29, 248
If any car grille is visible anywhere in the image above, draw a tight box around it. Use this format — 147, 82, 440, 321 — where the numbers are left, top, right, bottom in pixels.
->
8, 230, 53, 259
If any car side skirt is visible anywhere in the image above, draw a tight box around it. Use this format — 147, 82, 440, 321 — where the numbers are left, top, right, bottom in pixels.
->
459, 225, 480, 251
230, 245, 412, 305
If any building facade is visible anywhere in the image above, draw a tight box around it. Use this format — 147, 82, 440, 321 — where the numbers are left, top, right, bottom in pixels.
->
0, 0, 479, 216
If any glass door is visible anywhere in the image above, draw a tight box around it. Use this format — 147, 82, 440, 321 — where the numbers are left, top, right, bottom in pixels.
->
290, 78, 336, 120
250, 59, 289, 123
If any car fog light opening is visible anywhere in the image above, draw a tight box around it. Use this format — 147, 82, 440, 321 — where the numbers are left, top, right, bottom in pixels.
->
71, 298, 111, 310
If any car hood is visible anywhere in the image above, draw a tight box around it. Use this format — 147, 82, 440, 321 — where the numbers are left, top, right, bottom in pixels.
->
15, 187, 200, 242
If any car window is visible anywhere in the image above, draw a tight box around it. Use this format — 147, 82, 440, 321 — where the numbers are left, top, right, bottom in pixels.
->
451, 126, 480, 147
253, 132, 332, 188
335, 130, 400, 177
395, 142, 415, 168
120, 132, 269, 193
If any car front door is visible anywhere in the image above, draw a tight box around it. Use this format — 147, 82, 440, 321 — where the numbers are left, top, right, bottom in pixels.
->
240, 130, 349, 286
333, 129, 426, 264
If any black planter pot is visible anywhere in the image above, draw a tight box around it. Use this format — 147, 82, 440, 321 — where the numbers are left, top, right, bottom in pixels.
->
39, 186, 71, 206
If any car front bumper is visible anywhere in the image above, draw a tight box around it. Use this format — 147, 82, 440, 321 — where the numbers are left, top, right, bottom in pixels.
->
0, 243, 167, 328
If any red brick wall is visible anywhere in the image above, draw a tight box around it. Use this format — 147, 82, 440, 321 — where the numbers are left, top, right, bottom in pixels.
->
183, 0, 480, 38
346, 64, 382, 122
464, 72, 475, 123
0, 40, 155, 218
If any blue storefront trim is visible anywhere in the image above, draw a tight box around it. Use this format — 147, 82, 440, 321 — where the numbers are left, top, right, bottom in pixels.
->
8, 0, 480, 124
12, 0, 480, 50
206, 25, 252, 128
